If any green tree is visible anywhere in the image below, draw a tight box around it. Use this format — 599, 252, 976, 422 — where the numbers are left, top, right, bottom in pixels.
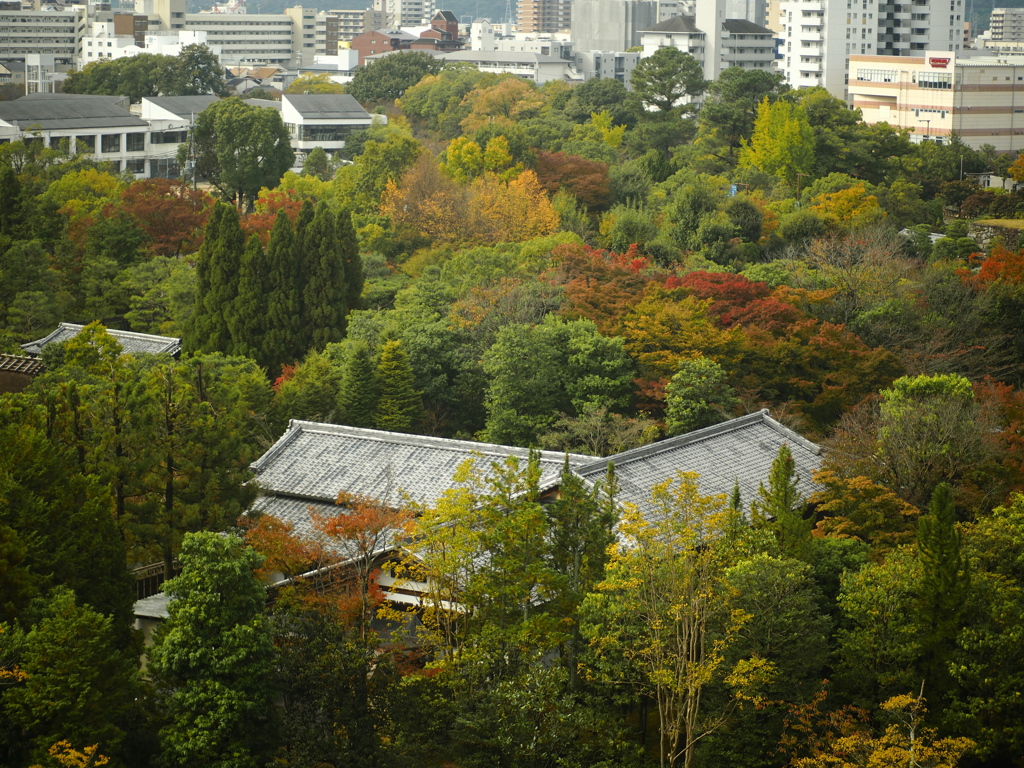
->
184, 202, 244, 355
373, 339, 423, 433
629, 47, 708, 114
339, 209, 363, 310
302, 201, 348, 349
229, 234, 268, 363
738, 98, 815, 185
186, 98, 294, 210
272, 349, 343, 427
63, 53, 170, 102
916, 482, 968, 702
749, 444, 813, 561
160, 43, 228, 97
262, 210, 304, 374
664, 356, 740, 436
150, 531, 277, 768
345, 51, 443, 104
301, 146, 333, 180
696, 67, 789, 157
337, 340, 379, 428
1, 588, 140, 766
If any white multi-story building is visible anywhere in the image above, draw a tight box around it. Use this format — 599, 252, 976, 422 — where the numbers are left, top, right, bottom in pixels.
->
778, 0, 961, 100
0, 5, 88, 66
849, 50, 1024, 152
79, 21, 142, 68
639, 14, 776, 81
373, 0, 434, 29
988, 7, 1024, 41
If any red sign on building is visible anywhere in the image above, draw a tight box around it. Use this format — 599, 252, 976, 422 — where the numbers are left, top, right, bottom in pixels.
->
929, 57, 951, 68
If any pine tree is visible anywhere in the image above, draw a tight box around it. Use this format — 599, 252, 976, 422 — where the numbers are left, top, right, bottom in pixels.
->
917, 482, 969, 700
373, 340, 423, 433
337, 341, 379, 428
339, 209, 363, 312
185, 203, 245, 355
302, 201, 347, 350
749, 444, 812, 560
262, 210, 303, 375
229, 234, 268, 365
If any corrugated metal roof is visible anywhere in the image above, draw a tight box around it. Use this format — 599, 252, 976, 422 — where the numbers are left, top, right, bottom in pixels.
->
142, 95, 219, 118
283, 93, 370, 119
22, 323, 182, 357
0, 94, 146, 130
576, 410, 822, 518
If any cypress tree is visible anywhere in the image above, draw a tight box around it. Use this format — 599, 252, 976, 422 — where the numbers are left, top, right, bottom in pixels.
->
749, 444, 812, 560
262, 210, 303, 375
337, 341, 379, 428
183, 203, 224, 354
229, 234, 268, 365
302, 201, 347, 350
201, 203, 245, 354
373, 340, 423, 433
917, 482, 969, 699
338, 209, 363, 312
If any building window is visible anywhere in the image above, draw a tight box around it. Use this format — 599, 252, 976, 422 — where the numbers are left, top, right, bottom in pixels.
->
125, 132, 144, 152
75, 134, 95, 152
125, 158, 146, 174
918, 71, 952, 88
101, 134, 120, 153
855, 68, 898, 82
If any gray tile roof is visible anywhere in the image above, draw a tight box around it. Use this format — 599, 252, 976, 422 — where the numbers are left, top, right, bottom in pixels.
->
723, 18, 774, 34
22, 323, 182, 357
0, 94, 146, 131
576, 410, 822, 517
142, 95, 219, 118
283, 93, 370, 119
0, 353, 44, 375
253, 421, 598, 508
640, 15, 702, 33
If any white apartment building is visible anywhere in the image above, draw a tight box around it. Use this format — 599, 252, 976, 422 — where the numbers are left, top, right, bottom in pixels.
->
778, 0, 962, 100
79, 21, 142, 68
184, 6, 317, 68
639, 14, 776, 81
988, 7, 1024, 41
0, 5, 88, 66
373, 0, 434, 29
849, 50, 1024, 152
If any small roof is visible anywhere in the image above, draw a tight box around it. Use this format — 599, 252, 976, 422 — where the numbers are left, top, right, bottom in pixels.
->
142, 94, 219, 118
252, 420, 597, 509
283, 93, 370, 119
640, 15, 702, 34
0, 93, 146, 131
576, 410, 822, 518
0, 353, 44, 376
723, 18, 773, 34
22, 323, 182, 357
371, 28, 418, 40
134, 592, 171, 620
434, 9, 458, 21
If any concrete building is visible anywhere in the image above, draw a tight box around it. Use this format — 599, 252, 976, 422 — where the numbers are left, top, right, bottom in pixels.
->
988, 7, 1024, 41
282, 92, 374, 163
0, 5, 88, 66
571, 0, 658, 52
373, 0, 434, 28
365, 47, 573, 82
573, 49, 640, 82
848, 50, 1024, 152
777, 0, 961, 99
639, 15, 775, 81
317, 8, 386, 53
517, 0, 571, 35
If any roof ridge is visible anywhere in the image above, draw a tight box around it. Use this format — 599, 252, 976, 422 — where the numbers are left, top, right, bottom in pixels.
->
576, 410, 793, 474
760, 412, 824, 456
277, 420, 597, 463
251, 419, 306, 473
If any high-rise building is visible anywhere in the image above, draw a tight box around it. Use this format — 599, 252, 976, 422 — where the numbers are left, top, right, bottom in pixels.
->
571, 0, 658, 52
989, 7, 1024, 41
777, 0, 960, 100
518, 0, 571, 34
373, 0, 434, 28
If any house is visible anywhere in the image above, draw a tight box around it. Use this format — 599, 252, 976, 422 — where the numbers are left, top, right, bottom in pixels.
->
0, 353, 44, 394
22, 323, 183, 358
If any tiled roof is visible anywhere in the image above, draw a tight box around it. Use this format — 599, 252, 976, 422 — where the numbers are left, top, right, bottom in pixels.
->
252, 420, 597, 509
22, 323, 182, 357
722, 18, 774, 34
283, 93, 370, 119
0, 353, 44, 376
640, 15, 702, 33
576, 410, 822, 516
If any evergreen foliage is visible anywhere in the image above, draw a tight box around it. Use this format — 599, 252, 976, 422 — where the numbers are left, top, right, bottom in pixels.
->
185, 202, 244, 355
664, 356, 740, 436
750, 444, 813, 560
229, 234, 268, 363
302, 202, 348, 350
373, 340, 423, 433
150, 531, 277, 768
262, 209, 304, 374
339, 208, 363, 311
337, 341, 379, 428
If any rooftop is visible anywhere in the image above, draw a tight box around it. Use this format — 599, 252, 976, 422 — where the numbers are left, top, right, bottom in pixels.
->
0, 93, 146, 131
142, 94, 219, 118
576, 410, 823, 518
0, 353, 44, 376
639, 15, 702, 34
22, 323, 182, 357
283, 93, 370, 119
722, 18, 774, 34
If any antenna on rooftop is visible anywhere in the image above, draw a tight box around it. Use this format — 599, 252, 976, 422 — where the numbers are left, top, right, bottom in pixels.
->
504, 0, 511, 25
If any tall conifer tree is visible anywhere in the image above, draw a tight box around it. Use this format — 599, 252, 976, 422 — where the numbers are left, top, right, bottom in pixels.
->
262, 210, 303, 375
294, 199, 316, 350
184, 203, 245, 355
338, 209, 363, 312
373, 340, 423, 433
337, 341, 379, 428
302, 202, 347, 350
749, 444, 812, 560
229, 234, 268, 365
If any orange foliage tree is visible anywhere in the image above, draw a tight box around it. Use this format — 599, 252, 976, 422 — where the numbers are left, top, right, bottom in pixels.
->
534, 151, 612, 211
120, 178, 214, 257
459, 77, 546, 133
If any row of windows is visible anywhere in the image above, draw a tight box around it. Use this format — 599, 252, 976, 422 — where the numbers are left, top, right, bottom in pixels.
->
856, 67, 899, 82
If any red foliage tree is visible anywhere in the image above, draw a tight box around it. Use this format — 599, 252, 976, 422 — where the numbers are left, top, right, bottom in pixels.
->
120, 178, 215, 257
674, 271, 803, 332
241, 188, 306, 246
965, 243, 1024, 288
534, 151, 613, 211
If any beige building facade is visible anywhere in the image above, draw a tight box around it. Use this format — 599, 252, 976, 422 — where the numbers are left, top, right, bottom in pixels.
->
849, 50, 1024, 152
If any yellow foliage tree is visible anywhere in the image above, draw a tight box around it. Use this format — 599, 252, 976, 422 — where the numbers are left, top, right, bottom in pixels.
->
459, 77, 546, 133
466, 170, 559, 243
808, 184, 886, 227
380, 154, 468, 243
30, 740, 109, 768
440, 136, 484, 182
284, 73, 344, 94
482, 135, 524, 181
